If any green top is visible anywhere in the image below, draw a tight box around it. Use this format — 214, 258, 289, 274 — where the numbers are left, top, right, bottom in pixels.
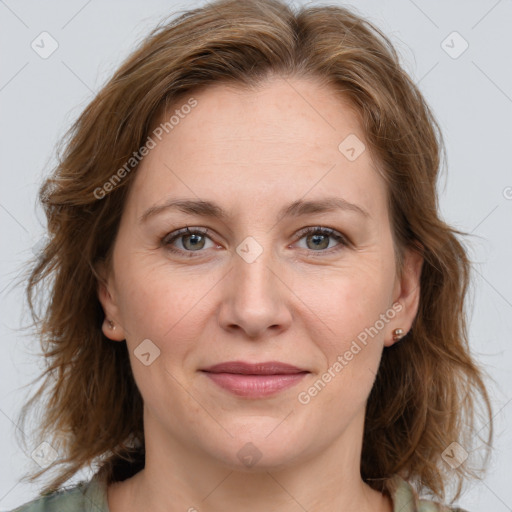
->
9, 473, 468, 512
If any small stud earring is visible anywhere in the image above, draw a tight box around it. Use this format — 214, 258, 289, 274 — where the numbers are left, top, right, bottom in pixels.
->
392, 328, 404, 342
108, 319, 116, 330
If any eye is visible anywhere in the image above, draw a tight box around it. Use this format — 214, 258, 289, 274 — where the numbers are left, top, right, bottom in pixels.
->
161, 225, 349, 259
162, 226, 216, 257
292, 226, 349, 254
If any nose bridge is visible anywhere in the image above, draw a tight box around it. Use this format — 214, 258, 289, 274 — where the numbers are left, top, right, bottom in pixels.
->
234, 235, 278, 306
235, 243, 274, 300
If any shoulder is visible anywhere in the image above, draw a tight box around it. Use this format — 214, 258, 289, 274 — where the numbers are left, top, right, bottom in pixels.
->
387, 474, 470, 512
9, 474, 109, 512
418, 501, 469, 512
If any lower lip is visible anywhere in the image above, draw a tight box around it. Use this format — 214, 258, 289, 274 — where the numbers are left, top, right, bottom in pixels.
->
202, 371, 308, 398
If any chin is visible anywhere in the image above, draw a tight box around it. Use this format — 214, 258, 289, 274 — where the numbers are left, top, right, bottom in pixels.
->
202, 428, 311, 472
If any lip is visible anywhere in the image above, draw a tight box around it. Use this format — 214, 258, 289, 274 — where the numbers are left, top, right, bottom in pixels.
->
201, 361, 308, 375
200, 361, 309, 398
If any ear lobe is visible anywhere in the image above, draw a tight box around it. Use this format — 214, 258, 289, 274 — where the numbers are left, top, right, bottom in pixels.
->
385, 245, 424, 347
95, 260, 126, 342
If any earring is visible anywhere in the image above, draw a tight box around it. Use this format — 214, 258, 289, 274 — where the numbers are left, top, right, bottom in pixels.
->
108, 319, 116, 330
392, 328, 404, 342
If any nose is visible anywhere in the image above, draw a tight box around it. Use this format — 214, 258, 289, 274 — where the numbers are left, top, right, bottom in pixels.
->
217, 243, 292, 339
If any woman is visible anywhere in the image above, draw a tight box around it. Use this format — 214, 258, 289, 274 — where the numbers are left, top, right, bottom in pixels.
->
11, 0, 492, 510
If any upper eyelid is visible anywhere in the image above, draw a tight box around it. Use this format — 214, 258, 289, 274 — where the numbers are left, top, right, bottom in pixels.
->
162, 226, 212, 245
293, 226, 340, 239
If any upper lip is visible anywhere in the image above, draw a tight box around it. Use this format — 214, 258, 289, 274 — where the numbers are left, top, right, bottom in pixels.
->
201, 361, 309, 375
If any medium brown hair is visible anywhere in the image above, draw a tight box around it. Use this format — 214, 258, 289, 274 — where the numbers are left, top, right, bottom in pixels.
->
16, 0, 492, 503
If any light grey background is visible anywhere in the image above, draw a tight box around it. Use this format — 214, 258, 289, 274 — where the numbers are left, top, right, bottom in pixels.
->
1, 0, 511, 510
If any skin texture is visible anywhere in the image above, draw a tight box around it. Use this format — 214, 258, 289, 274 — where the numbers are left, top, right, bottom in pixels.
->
97, 76, 423, 512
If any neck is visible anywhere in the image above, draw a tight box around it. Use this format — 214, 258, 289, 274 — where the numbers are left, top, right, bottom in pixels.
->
108, 409, 392, 512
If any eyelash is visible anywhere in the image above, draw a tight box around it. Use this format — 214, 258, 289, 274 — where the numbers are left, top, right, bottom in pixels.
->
161, 226, 349, 259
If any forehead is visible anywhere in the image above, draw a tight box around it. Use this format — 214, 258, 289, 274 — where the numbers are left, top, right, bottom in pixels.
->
166, 77, 364, 162
125, 76, 387, 223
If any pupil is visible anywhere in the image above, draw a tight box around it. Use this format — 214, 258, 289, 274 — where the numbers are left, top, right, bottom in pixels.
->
309, 234, 328, 250
185, 234, 204, 250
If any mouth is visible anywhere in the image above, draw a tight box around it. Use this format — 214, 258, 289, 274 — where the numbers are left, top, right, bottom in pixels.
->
200, 360, 308, 375
200, 361, 310, 398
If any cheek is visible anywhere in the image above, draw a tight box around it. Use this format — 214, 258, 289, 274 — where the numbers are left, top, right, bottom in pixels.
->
295, 262, 393, 346
293, 269, 393, 412
114, 266, 206, 400
115, 257, 216, 348
300, 276, 390, 409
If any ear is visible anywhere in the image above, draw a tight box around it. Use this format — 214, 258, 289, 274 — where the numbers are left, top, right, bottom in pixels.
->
95, 259, 126, 342
385, 244, 424, 347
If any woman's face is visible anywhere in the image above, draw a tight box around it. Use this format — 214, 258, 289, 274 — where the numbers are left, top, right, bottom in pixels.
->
98, 76, 422, 471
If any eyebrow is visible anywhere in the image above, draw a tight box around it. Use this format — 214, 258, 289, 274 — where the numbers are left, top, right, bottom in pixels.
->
139, 196, 370, 224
